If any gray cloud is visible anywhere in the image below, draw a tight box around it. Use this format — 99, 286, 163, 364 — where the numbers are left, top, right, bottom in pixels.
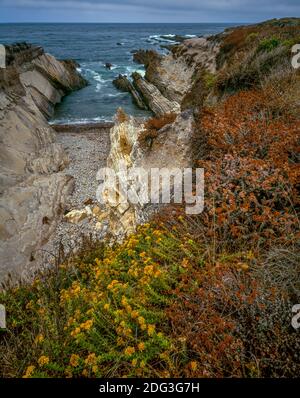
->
0, 0, 299, 22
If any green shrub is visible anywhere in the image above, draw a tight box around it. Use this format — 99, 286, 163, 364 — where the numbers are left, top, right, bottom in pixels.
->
258, 37, 281, 52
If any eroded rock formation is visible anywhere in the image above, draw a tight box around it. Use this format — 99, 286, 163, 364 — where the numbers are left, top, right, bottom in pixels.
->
0, 43, 86, 282
100, 109, 195, 239
116, 36, 220, 116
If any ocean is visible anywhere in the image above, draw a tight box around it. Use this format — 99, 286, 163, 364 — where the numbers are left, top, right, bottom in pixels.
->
0, 23, 237, 124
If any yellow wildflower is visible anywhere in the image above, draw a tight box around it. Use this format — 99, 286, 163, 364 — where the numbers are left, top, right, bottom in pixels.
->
92, 365, 98, 374
154, 270, 161, 278
104, 303, 110, 311
70, 327, 81, 337
69, 354, 80, 367
140, 323, 147, 331
38, 356, 49, 367
138, 342, 145, 352
34, 334, 44, 344
131, 310, 139, 319
190, 361, 198, 371
138, 316, 145, 325
95, 258, 101, 266
182, 258, 190, 268
131, 358, 138, 367
107, 280, 119, 290
80, 319, 93, 331
144, 265, 154, 275
85, 353, 97, 366
82, 369, 88, 377
124, 346, 135, 357
125, 304, 132, 313
140, 360, 146, 368
121, 296, 128, 306
139, 252, 146, 258
23, 365, 35, 378
147, 324, 155, 336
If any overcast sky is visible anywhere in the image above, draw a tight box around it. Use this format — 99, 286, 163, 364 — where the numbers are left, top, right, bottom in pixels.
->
0, 0, 299, 23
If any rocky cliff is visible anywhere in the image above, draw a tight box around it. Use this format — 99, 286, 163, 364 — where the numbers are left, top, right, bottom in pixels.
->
98, 109, 195, 239
97, 36, 221, 238
0, 43, 86, 282
114, 36, 220, 116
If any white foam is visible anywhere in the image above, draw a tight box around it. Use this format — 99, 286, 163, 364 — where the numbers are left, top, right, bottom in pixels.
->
50, 116, 113, 125
125, 66, 145, 77
105, 93, 124, 98
148, 34, 176, 43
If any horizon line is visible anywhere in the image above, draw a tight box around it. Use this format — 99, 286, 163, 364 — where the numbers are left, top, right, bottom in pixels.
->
0, 21, 250, 24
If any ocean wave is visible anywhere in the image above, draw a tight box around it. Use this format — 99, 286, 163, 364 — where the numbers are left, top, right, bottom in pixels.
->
147, 33, 197, 44
149, 35, 175, 43
50, 116, 113, 125
104, 93, 125, 98
125, 66, 145, 77
83, 68, 110, 84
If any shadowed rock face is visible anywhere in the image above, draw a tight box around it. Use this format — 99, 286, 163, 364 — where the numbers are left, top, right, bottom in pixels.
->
116, 37, 220, 117
112, 74, 148, 110
132, 72, 180, 116
0, 43, 86, 283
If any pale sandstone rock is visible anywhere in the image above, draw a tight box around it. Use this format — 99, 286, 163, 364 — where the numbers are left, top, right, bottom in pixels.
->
0, 44, 86, 283
132, 73, 180, 116
64, 208, 90, 224
101, 110, 195, 240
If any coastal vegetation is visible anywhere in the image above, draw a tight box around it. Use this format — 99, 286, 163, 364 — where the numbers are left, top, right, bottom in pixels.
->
0, 18, 299, 378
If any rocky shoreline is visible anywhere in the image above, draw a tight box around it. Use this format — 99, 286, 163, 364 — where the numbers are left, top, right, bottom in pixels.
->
0, 43, 87, 282
38, 123, 111, 264
0, 35, 220, 282
2, 19, 297, 282
113, 36, 220, 116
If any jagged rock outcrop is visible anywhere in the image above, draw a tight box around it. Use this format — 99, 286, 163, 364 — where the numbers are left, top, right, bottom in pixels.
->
145, 37, 220, 104
115, 37, 220, 116
132, 72, 180, 116
113, 74, 148, 110
0, 43, 86, 282
102, 38, 220, 236
100, 109, 195, 238
133, 49, 162, 66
